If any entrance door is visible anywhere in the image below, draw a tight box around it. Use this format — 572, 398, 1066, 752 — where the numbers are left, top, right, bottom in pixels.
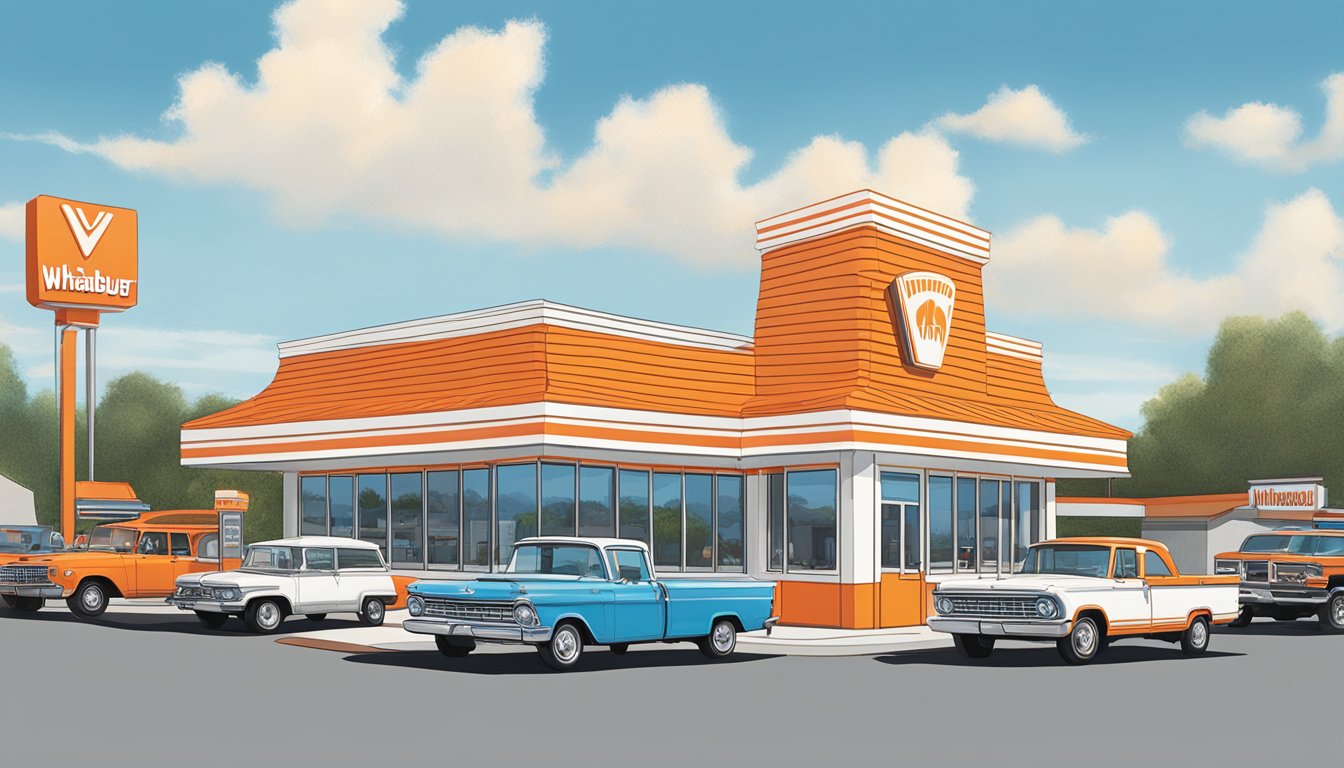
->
606, 548, 664, 642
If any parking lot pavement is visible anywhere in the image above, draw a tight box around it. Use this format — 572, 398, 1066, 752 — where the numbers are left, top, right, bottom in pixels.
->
2, 604, 1339, 767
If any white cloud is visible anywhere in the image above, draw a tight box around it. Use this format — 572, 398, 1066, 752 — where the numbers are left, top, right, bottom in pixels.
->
987, 188, 1344, 334
17, 0, 973, 268
1185, 73, 1344, 171
1044, 353, 1180, 384
933, 85, 1088, 153
0, 202, 23, 240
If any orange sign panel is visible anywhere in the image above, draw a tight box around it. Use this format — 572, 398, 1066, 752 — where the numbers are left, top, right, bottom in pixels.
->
25, 195, 138, 312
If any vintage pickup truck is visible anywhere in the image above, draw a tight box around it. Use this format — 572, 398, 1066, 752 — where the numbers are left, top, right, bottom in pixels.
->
0, 511, 234, 617
403, 536, 777, 671
929, 537, 1239, 665
1214, 528, 1344, 631
0, 525, 65, 558
167, 537, 399, 632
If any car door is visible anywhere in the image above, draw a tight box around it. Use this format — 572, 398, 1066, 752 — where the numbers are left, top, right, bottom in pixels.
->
296, 548, 343, 612
605, 548, 665, 642
132, 531, 179, 597
1107, 547, 1153, 633
336, 547, 389, 611
1142, 548, 1191, 628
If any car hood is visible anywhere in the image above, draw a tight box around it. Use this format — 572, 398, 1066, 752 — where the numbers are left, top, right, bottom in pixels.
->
177, 570, 290, 589
5, 550, 126, 567
933, 574, 1112, 593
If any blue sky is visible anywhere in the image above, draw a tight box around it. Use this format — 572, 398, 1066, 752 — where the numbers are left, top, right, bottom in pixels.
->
1, 0, 1341, 429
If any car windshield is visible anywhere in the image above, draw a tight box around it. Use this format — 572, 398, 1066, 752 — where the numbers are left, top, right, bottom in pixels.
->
0, 527, 49, 553
87, 526, 138, 552
1240, 534, 1309, 553
508, 543, 607, 578
1019, 545, 1112, 578
243, 546, 302, 571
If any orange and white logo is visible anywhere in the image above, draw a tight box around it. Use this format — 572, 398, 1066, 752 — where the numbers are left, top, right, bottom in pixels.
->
891, 271, 956, 370
26, 195, 138, 313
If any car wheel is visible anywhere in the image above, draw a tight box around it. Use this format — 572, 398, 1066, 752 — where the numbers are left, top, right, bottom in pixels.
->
12, 596, 44, 612
952, 633, 995, 659
1057, 617, 1102, 665
244, 598, 285, 634
609, 643, 630, 656
1180, 615, 1211, 656
1228, 606, 1253, 628
195, 611, 228, 629
358, 597, 385, 627
699, 619, 738, 659
1319, 592, 1344, 634
67, 580, 109, 619
435, 636, 474, 658
538, 622, 584, 671
306, 613, 328, 623
1, 595, 17, 609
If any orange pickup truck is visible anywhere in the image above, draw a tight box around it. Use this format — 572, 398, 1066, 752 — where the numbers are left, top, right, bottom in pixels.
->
1215, 528, 1344, 632
0, 511, 239, 618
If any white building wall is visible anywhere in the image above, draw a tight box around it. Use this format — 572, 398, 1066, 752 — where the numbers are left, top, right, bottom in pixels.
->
0, 474, 36, 526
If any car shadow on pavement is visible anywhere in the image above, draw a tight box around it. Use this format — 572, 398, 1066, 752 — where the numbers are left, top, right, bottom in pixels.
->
0, 607, 364, 637
1216, 622, 1331, 637
342, 648, 778, 675
873, 644, 1243, 668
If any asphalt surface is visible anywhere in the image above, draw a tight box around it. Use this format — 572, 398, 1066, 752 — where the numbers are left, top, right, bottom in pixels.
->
1, 605, 1339, 767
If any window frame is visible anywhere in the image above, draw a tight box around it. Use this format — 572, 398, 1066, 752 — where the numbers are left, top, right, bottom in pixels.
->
783, 467, 840, 575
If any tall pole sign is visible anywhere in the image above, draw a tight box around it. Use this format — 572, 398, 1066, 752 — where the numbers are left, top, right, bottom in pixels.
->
25, 195, 139, 541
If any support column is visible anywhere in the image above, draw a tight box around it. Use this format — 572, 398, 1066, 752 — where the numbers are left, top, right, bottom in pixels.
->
86, 327, 96, 480
59, 326, 77, 541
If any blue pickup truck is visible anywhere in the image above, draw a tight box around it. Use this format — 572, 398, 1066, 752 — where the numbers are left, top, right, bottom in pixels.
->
403, 537, 778, 671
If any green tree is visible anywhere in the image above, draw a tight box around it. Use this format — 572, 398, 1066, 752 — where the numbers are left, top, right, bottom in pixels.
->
1059, 311, 1344, 499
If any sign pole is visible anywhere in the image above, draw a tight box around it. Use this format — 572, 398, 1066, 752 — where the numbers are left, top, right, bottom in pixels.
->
86, 326, 96, 481
58, 324, 77, 542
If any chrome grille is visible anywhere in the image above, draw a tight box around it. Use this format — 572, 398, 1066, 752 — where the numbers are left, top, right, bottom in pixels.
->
0, 565, 51, 585
1272, 563, 1315, 584
1244, 560, 1270, 583
175, 585, 211, 598
423, 598, 515, 623
943, 594, 1038, 619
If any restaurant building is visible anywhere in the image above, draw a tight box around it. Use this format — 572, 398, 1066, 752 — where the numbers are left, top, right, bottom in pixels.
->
180, 190, 1131, 628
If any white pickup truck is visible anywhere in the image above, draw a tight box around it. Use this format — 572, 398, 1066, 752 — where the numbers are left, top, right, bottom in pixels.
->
928, 537, 1239, 665
167, 536, 399, 633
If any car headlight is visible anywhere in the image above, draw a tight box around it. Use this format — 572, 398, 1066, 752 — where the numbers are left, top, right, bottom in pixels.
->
934, 596, 954, 615
64, 570, 74, 577
1306, 563, 1324, 578
1035, 597, 1059, 619
513, 601, 538, 626
213, 587, 240, 601
407, 596, 424, 617
1214, 559, 1241, 576
48, 567, 58, 579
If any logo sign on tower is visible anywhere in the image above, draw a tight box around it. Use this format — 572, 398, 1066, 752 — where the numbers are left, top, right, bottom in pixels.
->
891, 271, 956, 370
26, 195, 138, 312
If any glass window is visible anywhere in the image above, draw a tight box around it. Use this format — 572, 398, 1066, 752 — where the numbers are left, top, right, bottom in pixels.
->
337, 547, 385, 570
1143, 550, 1172, 577
426, 470, 459, 568
169, 533, 190, 557
305, 548, 335, 570
509, 543, 605, 577
198, 534, 219, 560
88, 526, 137, 552
329, 475, 354, 538
956, 478, 977, 572
880, 471, 920, 571
578, 466, 615, 537
244, 546, 301, 570
881, 502, 901, 569
928, 476, 954, 572
357, 474, 388, 556
767, 473, 784, 572
1000, 482, 1013, 572
788, 469, 837, 571
609, 548, 652, 581
652, 473, 682, 570
497, 463, 539, 566
1113, 548, 1138, 579
390, 472, 423, 568
462, 468, 491, 569
882, 472, 920, 503
685, 473, 713, 569
1014, 481, 1041, 566
138, 532, 168, 555
716, 475, 744, 572
979, 479, 1000, 572
1240, 534, 1293, 553
541, 463, 577, 536
618, 469, 650, 544
1315, 537, 1344, 556
300, 476, 327, 535
1021, 544, 1110, 577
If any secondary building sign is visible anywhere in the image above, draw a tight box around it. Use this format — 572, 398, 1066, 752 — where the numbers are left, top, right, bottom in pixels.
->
891, 270, 956, 370
26, 195, 139, 312
1248, 478, 1326, 511
214, 489, 250, 561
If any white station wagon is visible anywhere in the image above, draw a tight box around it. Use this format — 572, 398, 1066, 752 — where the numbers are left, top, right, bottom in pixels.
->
167, 536, 398, 633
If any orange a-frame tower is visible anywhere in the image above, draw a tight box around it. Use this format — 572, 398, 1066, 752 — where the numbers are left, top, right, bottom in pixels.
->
25, 195, 140, 540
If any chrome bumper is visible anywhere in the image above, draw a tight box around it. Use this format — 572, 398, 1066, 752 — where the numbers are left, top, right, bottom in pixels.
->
1239, 585, 1329, 605
0, 582, 64, 599
402, 617, 553, 644
763, 616, 779, 636
928, 616, 1073, 638
166, 597, 245, 613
